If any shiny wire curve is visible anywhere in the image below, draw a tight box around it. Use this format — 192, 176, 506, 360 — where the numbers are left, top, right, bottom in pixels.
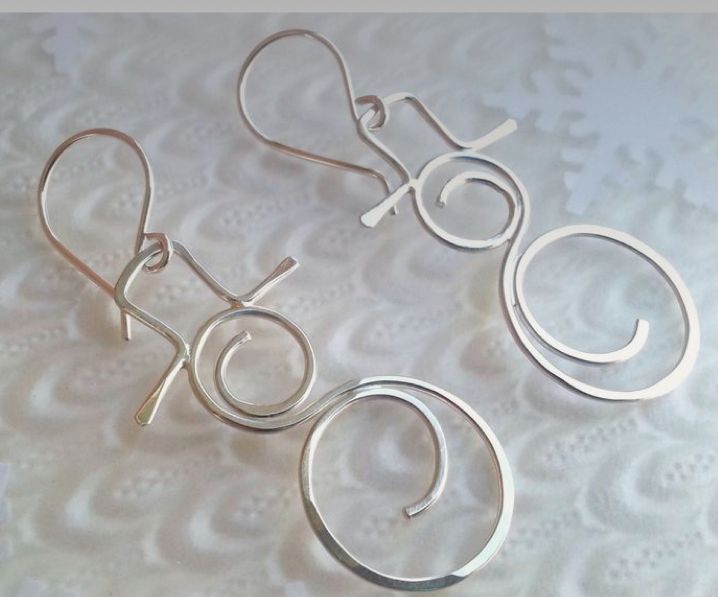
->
299, 377, 513, 591
237, 30, 699, 400
236, 28, 518, 233
504, 221, 700, 401
480, 155, 700, 401
39, 129, 514, 590
114, 241, 314, 426
237, 28, 393, 196
115, 242, 513, 590
37, 128, 157, 340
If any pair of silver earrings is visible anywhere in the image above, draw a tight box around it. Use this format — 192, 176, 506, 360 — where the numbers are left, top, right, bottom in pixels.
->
36, 28, 699, 591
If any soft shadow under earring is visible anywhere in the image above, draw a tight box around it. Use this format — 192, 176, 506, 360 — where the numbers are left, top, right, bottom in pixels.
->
37, 128, 514, 591
237, 28, 700, 402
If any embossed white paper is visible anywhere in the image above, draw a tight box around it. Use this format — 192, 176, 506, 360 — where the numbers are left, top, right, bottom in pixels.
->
0, 13, 716, 597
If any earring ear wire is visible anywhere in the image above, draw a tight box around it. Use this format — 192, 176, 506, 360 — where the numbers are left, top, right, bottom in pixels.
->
37, 128, 160, 341
236, 29, 699, 401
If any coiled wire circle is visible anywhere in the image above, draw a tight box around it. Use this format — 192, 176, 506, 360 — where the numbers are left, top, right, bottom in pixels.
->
299, 377, 514, 591
193, 306, 316, 418
463, 155, 701, 401
235, 29, 700, 401
413, 151, 521, 251
114, 244, 514, 589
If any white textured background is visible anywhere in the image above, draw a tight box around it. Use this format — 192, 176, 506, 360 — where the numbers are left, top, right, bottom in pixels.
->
1, 13, 717, 597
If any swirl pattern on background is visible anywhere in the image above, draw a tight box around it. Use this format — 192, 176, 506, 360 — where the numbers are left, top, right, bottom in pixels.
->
1, 13, 716, 597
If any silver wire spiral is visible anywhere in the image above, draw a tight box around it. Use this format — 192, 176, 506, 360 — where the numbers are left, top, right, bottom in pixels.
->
237, 29, 700, 401
114, 241, 514, 590
113, 241, 316, 425
488, 158, 700, 401
39, 128, 515, 590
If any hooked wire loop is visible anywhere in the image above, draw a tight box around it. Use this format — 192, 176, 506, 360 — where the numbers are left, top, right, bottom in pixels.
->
37, 128, 165, 339
236, 29, 699, 401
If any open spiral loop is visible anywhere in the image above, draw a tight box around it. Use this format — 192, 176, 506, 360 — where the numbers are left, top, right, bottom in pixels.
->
462, 156, 701, 401
413, 152, 521, 251
299, 377, 514, 591
235, 30, 698, 399
113, 242, 512, 589
196, 305, 316, 418
37, 128, 157, 340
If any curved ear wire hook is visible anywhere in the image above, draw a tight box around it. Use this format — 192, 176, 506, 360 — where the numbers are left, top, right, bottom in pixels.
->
37, 128, 157, 341
237, 29, 517, 224
237, 28, 395, 197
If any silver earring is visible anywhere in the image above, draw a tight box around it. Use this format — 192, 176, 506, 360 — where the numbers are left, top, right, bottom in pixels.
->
37, 128, 513, 591
237, 29, 700, 402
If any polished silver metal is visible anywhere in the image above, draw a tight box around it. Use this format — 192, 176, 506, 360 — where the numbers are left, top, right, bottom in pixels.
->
115, 241, 315, 425
237, 29, 700, 401
37, 128, 163, 341
237, 29, 518, 235
493, 161, 701, 401
300, 376, 513, 591
38, 130, 514, 591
